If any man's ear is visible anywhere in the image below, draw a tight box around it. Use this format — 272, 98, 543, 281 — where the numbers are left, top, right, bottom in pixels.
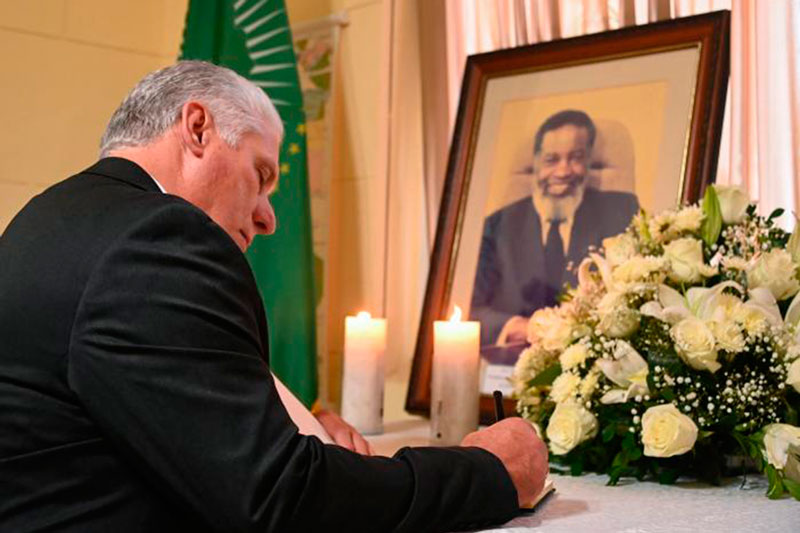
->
179, 101, 214, 157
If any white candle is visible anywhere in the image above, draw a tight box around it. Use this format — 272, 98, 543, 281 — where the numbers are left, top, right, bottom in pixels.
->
431, 306, 480, 446
341, 311, 386, 435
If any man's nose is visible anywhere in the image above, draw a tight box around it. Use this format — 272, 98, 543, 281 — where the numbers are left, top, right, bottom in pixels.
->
553, 158, 571, 177
254, 199, 276, 235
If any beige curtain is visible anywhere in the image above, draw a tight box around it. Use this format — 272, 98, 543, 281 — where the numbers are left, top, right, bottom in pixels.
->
420, 0, 800, 230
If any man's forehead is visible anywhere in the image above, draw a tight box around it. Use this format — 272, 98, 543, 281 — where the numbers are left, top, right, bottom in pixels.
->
540, 125, 590, 150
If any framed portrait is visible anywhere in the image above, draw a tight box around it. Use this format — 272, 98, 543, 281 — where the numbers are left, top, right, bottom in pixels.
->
406, 11, 730, 423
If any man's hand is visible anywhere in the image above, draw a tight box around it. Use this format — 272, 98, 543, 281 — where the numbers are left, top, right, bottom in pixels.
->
496, 315, 529, 345
315, 409, 374, 455
460, 418, 548, 507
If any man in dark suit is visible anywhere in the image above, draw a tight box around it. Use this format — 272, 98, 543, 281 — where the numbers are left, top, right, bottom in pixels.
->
471, 110, 639, 346
0, 61, 547, 532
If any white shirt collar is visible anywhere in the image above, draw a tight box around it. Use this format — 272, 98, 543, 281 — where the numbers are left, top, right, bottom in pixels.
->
150, 175, 166, 193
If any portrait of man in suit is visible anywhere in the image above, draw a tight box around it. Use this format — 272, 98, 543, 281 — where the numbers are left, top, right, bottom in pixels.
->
470, 109, 639, 348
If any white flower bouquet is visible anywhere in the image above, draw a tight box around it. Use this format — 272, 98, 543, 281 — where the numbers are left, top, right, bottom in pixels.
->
512, 185, 800, 500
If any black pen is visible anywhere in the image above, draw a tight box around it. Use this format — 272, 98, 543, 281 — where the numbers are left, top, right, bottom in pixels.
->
492, 390, 505, 422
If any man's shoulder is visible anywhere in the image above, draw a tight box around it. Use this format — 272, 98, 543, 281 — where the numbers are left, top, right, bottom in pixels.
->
4, 164, 243, 275
581, 188, 639, 223
486, 196, 534, 225
584, 187, 639, 210
10, 170, 198, 240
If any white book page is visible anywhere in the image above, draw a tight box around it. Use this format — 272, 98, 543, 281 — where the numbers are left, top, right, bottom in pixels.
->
523, 476, 555, 510
273, 373, 334, 444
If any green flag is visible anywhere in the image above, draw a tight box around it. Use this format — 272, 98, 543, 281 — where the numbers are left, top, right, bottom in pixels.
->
181, 0, 318, 407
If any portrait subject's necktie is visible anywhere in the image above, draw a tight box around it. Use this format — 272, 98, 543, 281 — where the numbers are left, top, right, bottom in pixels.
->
544, 218, 566, 293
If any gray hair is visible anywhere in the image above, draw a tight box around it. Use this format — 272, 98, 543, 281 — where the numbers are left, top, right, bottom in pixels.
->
99, 60, 283, 157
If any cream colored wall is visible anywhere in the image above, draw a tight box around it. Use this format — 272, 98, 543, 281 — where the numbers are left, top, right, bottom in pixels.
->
0, 0, 188, 232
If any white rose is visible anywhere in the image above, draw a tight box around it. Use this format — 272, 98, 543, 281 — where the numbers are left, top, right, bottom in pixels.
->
663, 238, 717, 284
641, 404, 699, 457
596, 291, 640, 338
763, 424, 800, 481
787, 358, 800, 394
560, 343, 590, 370
672, 206, 704, 233
550, 372, 581, 403
528, 307, 574, 352
546, 401, 598, 455
714, 184, 750, 224
671, 317, 721, 372
709, 320, 746, 353
603, 233, 637, 266
747, 249, 800, 301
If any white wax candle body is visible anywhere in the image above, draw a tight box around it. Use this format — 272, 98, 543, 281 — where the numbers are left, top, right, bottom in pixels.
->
431, 319, 480, 446
341, 315, 386, 435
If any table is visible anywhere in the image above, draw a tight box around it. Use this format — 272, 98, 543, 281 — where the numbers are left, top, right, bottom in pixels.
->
367, 420, 799, 532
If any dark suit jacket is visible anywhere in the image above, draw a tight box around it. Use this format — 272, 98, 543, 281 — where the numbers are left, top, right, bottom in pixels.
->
0, 158, 517, 532
470, 188, 639, 345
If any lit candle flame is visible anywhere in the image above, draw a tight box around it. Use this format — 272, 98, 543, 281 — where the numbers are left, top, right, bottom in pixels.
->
356, 311, 372, 321
449, 305, 462, 323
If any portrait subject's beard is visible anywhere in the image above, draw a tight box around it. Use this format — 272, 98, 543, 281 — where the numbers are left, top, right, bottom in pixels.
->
532, 175, 586, 221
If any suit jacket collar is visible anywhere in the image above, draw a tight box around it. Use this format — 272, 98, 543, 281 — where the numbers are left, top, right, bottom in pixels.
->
83, 157, 161, 193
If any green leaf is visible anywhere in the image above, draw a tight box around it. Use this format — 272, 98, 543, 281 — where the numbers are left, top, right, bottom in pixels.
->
658, 467, 680, 485
768, 208, 785, 220
607, 466, 625, 485
621, 432, 636, 451
638, 209, 652, 244
783, 478, 800, 501
602, 423, 616, 443
661, 388, 676, 402
628, 446, 643, 461
611, 450, 628, 469
570, 455, 584, 476
788, 219, 800, 267
701, 186, 723, 246
766, 464, 785, 499
528, 363, 563, 387
698, 430, 715, 441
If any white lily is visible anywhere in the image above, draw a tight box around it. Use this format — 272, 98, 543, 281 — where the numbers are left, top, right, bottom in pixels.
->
783, 290, 800, 331
744, 287, 782, 325
597, 341, 650, 404
590, 252, 616, 292
640, 281, 744, 325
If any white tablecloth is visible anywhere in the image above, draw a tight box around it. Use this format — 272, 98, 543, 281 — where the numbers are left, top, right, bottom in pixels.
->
367, 420, 799, 532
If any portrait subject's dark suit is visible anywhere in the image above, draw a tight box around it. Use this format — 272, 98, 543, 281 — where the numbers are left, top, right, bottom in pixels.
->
0, 158, 517, 532
471, 187, 639, 345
